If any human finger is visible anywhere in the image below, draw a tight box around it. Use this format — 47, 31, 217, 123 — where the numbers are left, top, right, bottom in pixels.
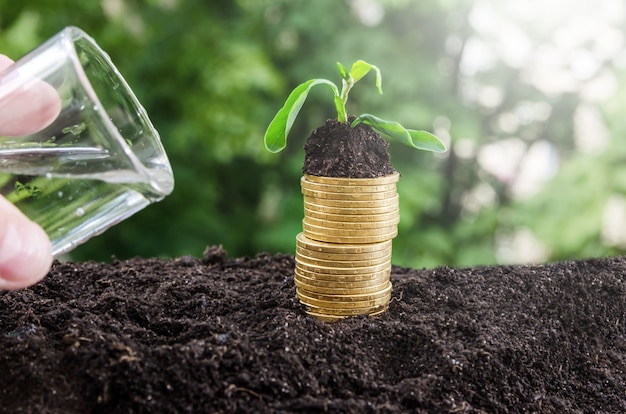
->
0, 54, 62, 136
0, 196, 53, 290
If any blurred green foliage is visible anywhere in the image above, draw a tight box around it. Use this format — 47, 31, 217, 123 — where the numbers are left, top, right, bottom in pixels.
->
2, 0, 626, 268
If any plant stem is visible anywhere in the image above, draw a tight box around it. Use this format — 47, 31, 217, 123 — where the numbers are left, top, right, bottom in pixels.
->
340, 78, 352, 103
337, 78, 354, 123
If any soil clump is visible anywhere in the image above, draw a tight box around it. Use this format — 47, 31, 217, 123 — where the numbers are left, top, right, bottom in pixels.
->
302, 118, 395, 178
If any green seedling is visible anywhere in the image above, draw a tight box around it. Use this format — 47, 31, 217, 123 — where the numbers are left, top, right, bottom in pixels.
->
264, 60, 447, 154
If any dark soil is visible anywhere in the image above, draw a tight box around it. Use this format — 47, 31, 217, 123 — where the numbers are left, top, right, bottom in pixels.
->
1, 247, 625, 413
302, 118, 395, 178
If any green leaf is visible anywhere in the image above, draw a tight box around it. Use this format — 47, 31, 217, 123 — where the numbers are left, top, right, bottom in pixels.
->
336, 62, 350, 81
353, 114, 446, 152
352, 113, 410, 143
264, 79, 339, 153
350, 60, 382, 94
406, 129, 447, 152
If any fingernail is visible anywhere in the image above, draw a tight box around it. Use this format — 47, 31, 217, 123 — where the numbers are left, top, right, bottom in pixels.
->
0, 220, 52, 289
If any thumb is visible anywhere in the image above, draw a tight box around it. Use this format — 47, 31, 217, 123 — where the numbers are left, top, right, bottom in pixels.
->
0, 196, 52, 290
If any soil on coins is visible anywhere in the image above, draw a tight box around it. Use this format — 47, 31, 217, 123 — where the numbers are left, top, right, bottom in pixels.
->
302, 118, 395, 178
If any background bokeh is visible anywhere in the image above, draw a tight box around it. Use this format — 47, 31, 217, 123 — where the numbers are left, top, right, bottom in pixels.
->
2, 0, 626, 268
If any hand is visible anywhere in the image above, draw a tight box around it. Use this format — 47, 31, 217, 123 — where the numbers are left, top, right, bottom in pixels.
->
0, 54, 58, 290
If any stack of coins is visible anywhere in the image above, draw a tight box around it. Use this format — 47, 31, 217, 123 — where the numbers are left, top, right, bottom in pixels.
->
295, 172, 400, 321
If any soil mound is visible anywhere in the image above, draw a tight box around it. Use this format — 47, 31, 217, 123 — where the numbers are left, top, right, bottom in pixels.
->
302, 118, 395, 178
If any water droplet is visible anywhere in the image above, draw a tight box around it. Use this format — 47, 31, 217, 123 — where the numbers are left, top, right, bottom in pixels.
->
75, 208, 85, 217
57, 191, 63, 198
44, 173, 52, 179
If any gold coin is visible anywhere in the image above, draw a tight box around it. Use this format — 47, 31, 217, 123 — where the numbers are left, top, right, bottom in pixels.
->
297, 295, 391, 312
296, 256, 391, 270
303, 215, 400, 230
304, 303, 389, 317
295, 281, 391, 296
296, 232, 392, 254
295, 243, 392, 258
294, 277, 391, 295
303, 207, 400, 223
297, 289, 391, 309
302, 228, 398, 245
301, 177, 397, 193
304, 194, 399, 208
302, 304, 389, 318
296, 245, 392, 262
301, 228, 397, 244
296, 250, 391, 268
294, 273, 390, 292
296, 257, 390, 275
298, 294, 391, 311
294, 264, 391, 282
296, 244, 391, 261
295, 277, 390, 294
302, 220, 397, 237
303, 172, 400, 186
295, 267, 391, 285
293, 272, 391, 293
294, 269, 389, 288
298, 282, 392, 302
303, 230, 398, 244
305, 305, 389, 323
303, 200, 399, 216
301, 188, 397, 201
295, 264, 391, 281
